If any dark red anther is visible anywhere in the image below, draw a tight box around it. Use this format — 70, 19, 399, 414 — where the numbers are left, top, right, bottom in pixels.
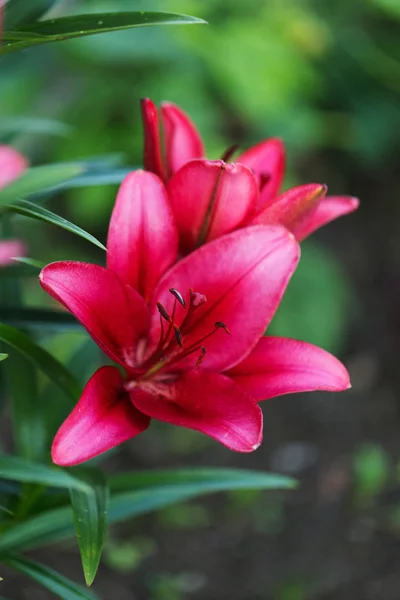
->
173, 325, 183, 347
156, 302, 171, 322
169, 288, 186, 307
215, 321, 231, 335
196, 346, 206, 366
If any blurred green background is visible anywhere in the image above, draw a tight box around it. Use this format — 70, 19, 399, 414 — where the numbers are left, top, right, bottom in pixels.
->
1, 0, 400, 598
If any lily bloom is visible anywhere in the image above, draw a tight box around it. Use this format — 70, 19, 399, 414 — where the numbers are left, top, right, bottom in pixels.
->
40, 226, 350, 466
141, 98, 359, 253
0, 145, 28, 264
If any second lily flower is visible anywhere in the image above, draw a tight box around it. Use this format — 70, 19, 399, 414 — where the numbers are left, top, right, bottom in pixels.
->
141, 98, 359, 254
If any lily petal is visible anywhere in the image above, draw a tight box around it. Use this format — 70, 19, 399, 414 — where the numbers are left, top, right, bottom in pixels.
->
251, 183, 327, 239
107, 170, 178, 302
52, 366, 150, 466
227, 336, 351, 401
238, 138, 285, 209
0, 240, 25, 266
148, 225, 299, 372
161, 102, 204, 179
141, 98, 165, 180
292, 195, 360, 241
167, 159, 259, 253
0, 145, 28, 188
131, 370, 262, 452
40, 262, 148, 367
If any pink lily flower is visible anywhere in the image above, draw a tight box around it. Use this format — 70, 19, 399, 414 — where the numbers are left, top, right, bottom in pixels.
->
141, 98, 359, 253
0, 145, 28, 265
40, 222, 350, 466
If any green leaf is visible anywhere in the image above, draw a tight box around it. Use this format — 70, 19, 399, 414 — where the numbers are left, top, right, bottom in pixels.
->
0, 117, 72, 139
1, 554, 98, 600
0, 469, 295, 552
110, 467, 297, 493
69, 469, 109, 586
53, 168, 133, 190
0, 164, 83, 207
4, 0, 60, 30
0, 308, 81, 331
0, 323, 80, 402
0, 456, 92, 492
1, 12, 206, 55
6, 200, 106, 251
3, 352, 46, 461
0, 353, 7, 361
11, 257, 46, 270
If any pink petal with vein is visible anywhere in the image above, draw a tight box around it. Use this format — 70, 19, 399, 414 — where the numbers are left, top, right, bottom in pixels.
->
228, 336, 351, 401
52, 366, 150, 466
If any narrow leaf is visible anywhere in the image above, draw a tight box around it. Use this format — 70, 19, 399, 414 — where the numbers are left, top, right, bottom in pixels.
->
3, 353, 46, 461
1, 554, 98, 600
69, 469, 109, 586
110, 467, 297, 493
0, 308, 81, 331
0, 117, 71, 139
6, 200, 106, 251
0, 469, 295, 552
0, 456, 92, 492
1, 12, 206, 55
0, 353, 7, 361
53, 168, 133, 191
4, 0, 60, 30
0, 164, 83, 206
11, 257, 46, 270
0, 323, 80, 402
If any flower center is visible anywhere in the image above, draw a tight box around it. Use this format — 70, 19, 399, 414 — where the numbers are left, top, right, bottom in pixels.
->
130, 287, 230, 386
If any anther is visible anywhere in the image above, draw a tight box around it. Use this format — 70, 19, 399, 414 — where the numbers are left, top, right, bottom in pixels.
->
173, 325, 183, 347
196, 346, 206, 366
169, 288, 186, 307
156, 302, 171, 322
215, 321, 231, 335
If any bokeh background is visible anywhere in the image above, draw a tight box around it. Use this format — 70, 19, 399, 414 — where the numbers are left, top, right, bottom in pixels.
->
2, 0, 400, 598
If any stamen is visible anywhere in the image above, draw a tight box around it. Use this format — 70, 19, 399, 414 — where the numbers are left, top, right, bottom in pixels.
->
169, 288, 186, 307
221, 144, 240, 163
173, 325, 183, 348
156, 302, 171, 322
215, 321, 231, 335
196, 346, 206, 366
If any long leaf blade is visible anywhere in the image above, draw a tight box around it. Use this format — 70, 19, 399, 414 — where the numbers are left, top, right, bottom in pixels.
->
0, 456, 91, 492
69, 469, 109, 586
1, 11, 206, 55
6, 200, 106, 251
0, 469, 295, 552
3, 353, 46, 461
0, 164, 83, 207
0, 323, 80, 402
0, 308, 81, 331
1, 554, 98, 600
110, 467, 297, 493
